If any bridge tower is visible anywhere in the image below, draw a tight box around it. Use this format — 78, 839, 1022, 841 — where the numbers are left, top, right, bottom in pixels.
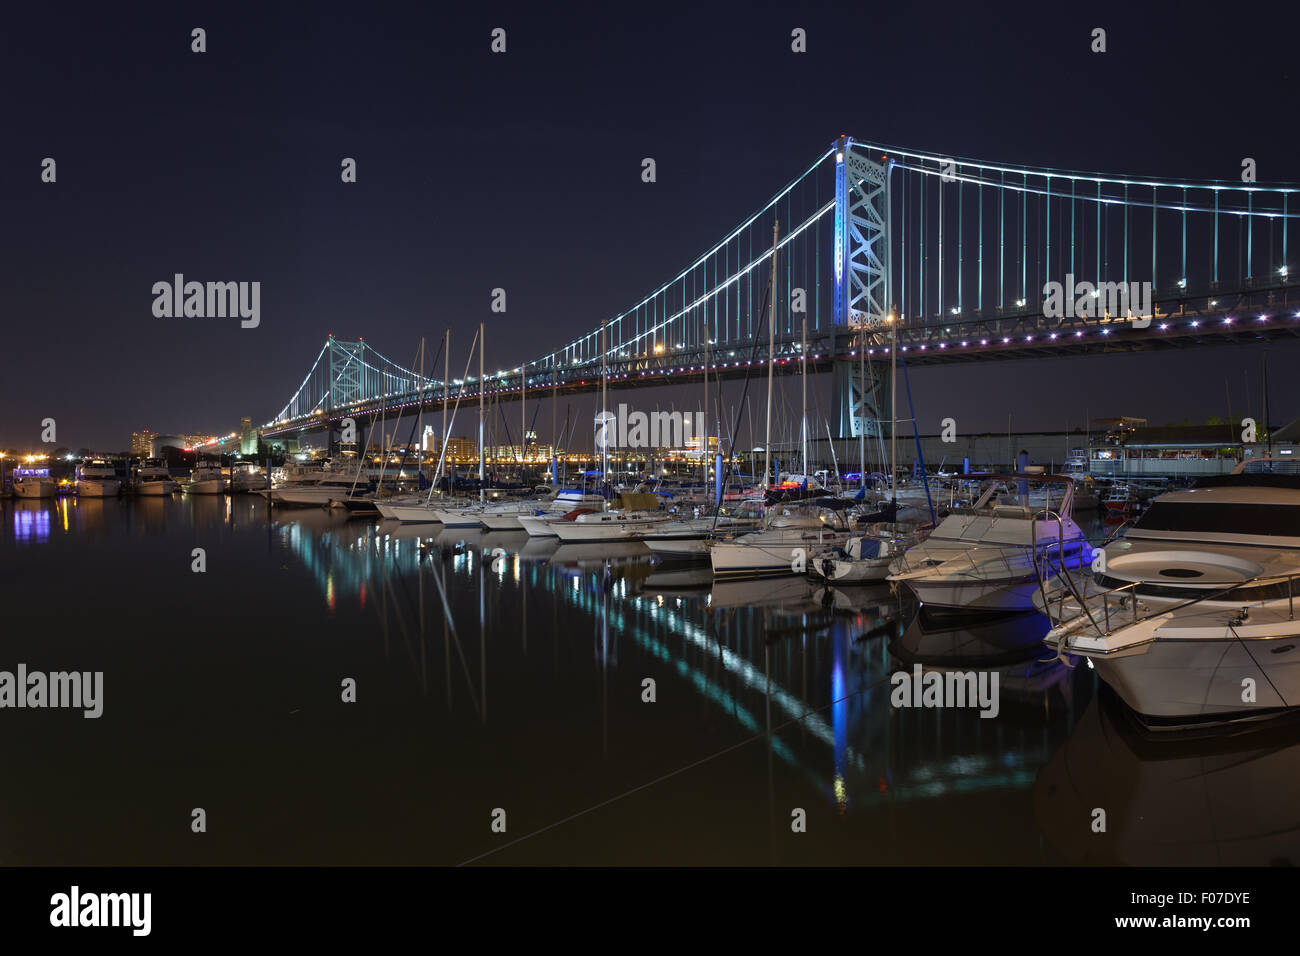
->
326, 336, 367, 456
830, 136, 894, 442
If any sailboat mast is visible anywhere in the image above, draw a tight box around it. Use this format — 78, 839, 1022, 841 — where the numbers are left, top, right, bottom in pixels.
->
601, 319, 608, 501
514, 356, 520, 481
443, 329, 450, 492
800, 316, 808, 478
703, 320, 708, 493
764, 219, 779, 490
889, 313, 897, 500
479, 321, 485, 505
859, 330, 865, 492
418, 337, 425, 487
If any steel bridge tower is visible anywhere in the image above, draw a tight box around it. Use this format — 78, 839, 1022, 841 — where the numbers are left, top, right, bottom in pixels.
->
830, 136, 894, 442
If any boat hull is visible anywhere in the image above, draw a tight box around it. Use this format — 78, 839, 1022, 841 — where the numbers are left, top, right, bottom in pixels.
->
1091, 632, 1300, 724
77, 479, 121, 497
136, 481, 176, 495
900, 576, 1044, 612
710, 535, 847, 578
551, 519, 667, 542
13, 480, 57, 499
186, 479, 227, 495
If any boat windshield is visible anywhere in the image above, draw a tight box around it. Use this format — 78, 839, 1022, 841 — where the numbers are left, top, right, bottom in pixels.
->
1133, 501, 1300, 537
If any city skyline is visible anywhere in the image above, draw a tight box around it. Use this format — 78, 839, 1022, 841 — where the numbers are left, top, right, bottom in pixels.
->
5, 4, 1300, 447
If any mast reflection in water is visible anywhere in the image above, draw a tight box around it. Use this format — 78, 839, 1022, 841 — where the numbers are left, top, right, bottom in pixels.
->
5, 496, 1289, 865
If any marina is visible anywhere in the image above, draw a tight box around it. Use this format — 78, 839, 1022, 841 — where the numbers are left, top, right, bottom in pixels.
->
6, 4, 1300, 933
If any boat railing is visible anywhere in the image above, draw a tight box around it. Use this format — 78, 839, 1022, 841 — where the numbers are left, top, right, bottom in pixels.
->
893, 531, 1084, 579
1043, 563, 1300, 642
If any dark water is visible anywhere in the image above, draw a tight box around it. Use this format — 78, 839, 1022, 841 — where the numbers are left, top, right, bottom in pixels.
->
1, 495, 1295, 866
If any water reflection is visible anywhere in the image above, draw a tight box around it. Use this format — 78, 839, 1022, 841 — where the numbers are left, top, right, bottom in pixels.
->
1036, 689, 1300, 866
9, 495, 1285, 864
271, 512, 1093, 830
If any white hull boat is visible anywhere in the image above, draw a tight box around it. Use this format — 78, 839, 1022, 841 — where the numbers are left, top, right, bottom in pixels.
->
1041, 460, 1300, 726
888, 474, 1088, 612
551, 511, 669, 542
710, 508, 853, 579
12, 474, 57, 498
75, 460, 121, 498
809, 535, 897, 583
186, 478, 228, 494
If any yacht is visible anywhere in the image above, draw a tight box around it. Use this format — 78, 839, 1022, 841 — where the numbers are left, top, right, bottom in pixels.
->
887, 474, 1088, 612
75, 460, 122, 497
11, 466, 57, 499
270, 467, 365, 507
709, 502, 853, 578
1040, 458, 1300, 726
133, 459, 176, 496
229, 461, 266, 493
185, 462, 228, 495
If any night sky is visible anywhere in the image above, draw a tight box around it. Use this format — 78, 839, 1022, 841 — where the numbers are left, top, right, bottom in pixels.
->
4, 1, 1299, 450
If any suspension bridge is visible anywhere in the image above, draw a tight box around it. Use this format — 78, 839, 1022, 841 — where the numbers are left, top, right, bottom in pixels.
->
260, 135, 1300, 452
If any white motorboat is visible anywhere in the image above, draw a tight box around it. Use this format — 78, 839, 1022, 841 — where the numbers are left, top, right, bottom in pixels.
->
887, 474, 1088, 612
229, 461, 266, 493
185, 463, 228, 495
709, 504, 853, 578
1040, 459, 1300, 726
11, 466, 57, 499
76, 459, 122, 498
133, 459, 176, 495
271, 469, 365, 507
